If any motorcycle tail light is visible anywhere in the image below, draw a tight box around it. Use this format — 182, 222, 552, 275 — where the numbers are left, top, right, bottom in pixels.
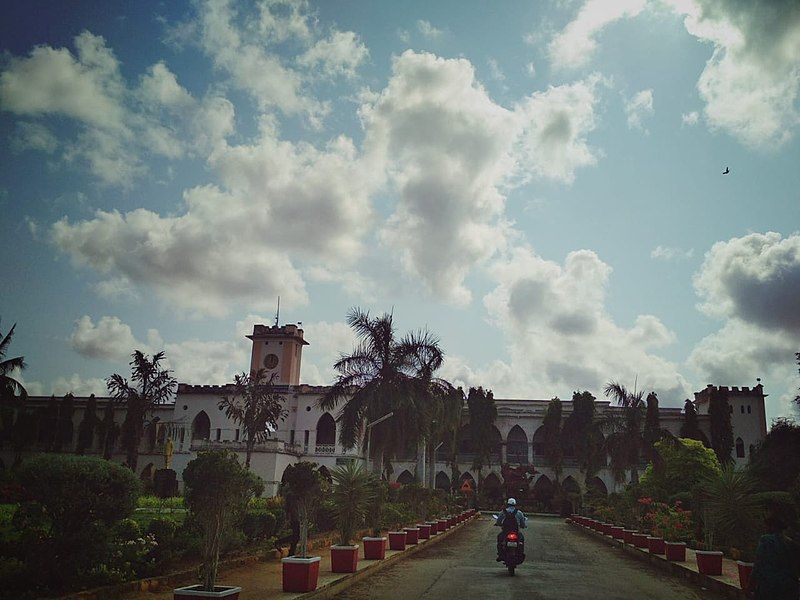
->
506, 532, 519, 541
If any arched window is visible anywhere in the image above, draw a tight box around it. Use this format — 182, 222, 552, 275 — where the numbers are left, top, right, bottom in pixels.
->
435, 471, 451, 490
532, 425, 547, 458
562, 476, 581, 495
735, 437, 745, 458
396, 470, 414, 485
483, 472, 502, 490
586, 476, 608, 496
191, 411, 211, 440
506, 425, 529, 464
316, 413, 336, 446
531, 475, 554, 511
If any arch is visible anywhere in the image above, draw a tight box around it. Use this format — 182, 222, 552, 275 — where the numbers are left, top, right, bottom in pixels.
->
531, 474, 554, 510
316, 413, 336, 446
435, 471, 451, 490
191, 411, 211, 440
532, 425, 547, 458
483, 472, 502, 489
586, 476, 608, 496
459, 471, 476, 485
560, 476, 581, 516
562, 476, 581, 495
735, 437, 745, 458
396, 470, 414, 485
506, 425, 528, 464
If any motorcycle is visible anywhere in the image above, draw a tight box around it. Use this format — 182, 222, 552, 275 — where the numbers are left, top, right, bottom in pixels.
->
494, 514, 525, 575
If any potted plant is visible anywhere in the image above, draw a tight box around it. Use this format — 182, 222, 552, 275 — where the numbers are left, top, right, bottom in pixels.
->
174, 450, 261, 599
695, 509, 723, 575
650, 503, 691, 562
330, 462, 373, 573
363, 476, 388, 560
281, 462, 326, 592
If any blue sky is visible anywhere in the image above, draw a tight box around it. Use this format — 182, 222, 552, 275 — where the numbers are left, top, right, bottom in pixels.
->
1, 0, 799, 422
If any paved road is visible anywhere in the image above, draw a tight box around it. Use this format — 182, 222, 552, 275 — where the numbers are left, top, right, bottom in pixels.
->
338, 516, 718, 600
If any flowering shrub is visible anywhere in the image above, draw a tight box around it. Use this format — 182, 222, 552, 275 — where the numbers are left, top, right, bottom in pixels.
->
644, 501, 693, 542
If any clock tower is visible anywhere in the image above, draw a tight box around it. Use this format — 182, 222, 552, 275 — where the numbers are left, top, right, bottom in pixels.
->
247, 323, 309, 386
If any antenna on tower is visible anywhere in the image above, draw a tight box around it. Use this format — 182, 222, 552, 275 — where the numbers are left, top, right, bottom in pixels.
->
275, 296, 280, 327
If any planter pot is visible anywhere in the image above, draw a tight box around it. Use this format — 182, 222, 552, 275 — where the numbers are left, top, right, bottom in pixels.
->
426, 521, 439, 534
363, 537, 387, 560
417, 524, 431, 540
623, 530, 636, 544
403, 527, 420, 545
647, 536, 665, 555
281, 556, 321, 593
611, 526, 625, 540
602, 523, 613, 536
174, 585, 241, 599
736, 561, 754, 590
696, 550, 723, 576
632, 533, 649, 549
447, 516, 455, 527
388, 531, 407, 551
437, 519, 449, 531
330, 545, 359, 573
664, 541, 686, 562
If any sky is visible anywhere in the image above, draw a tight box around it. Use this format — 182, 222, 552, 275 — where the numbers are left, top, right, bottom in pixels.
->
1, 0, 799, 422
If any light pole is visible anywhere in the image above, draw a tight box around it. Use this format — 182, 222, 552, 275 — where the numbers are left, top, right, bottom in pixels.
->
365, 412, 394, 474
429, 441, 444, 489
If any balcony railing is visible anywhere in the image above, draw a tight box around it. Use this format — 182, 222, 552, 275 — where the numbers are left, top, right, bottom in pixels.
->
314, 444, 336, 455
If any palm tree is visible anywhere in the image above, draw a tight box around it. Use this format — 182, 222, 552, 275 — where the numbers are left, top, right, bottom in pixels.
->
219, 368, 287, 469
319, 308, 446, 475
603, 381, 646, 484
107, 350, 177, 471
0, 319, 27, 403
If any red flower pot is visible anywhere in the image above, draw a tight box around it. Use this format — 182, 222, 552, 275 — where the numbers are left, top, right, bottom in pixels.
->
632, 533, 649, 549
362, 537, 387, 560
404, 527, 420, 545
426, 520, 439, 534
696, 550, 723, 576
602, 523, 613, 536
623, 529, 636, 544
437, 519, 449, 531
417, 524, 431, 539
330, 545, 359, 573
737, 561, 754, 590
647, 536, 665, 554
174, 585, 241, 599
611, 526, 625, 540
388, 531, 407, 551
281, 556, 321, 592
665, 541, 686, 561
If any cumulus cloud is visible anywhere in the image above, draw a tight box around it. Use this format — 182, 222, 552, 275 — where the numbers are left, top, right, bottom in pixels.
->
10, 122, 58, 153
298, 30, 369, 78
361, 51, 602, 304
299, 321, 357, 385
666, 0, 800, 148
682, 110, 700, 126
651, 245, 694, 260
70, 315, 142, 361
625, 89, 654, 132
481, 246, 689, 401
51, 118, 376, 316
417, 20, 444, 40
548, 0, 646, 70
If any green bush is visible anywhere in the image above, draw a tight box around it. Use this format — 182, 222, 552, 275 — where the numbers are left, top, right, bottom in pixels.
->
640, 438, 721, 502
14, 454, 141, 591
242, 509, 277, 541
381, 502, 416, 530
137, 495, 185, 510
314, 498, 337, 533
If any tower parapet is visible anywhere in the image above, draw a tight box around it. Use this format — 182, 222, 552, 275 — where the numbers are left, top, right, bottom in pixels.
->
247, 323, 309, 386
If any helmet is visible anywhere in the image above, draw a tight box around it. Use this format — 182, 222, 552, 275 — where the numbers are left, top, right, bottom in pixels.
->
507, 498, 517, 506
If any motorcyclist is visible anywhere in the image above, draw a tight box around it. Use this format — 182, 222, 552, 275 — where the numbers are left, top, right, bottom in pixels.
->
495, 497, 527, 561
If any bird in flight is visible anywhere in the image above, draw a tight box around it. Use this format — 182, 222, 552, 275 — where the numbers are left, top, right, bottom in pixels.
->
723, 167, 730, 174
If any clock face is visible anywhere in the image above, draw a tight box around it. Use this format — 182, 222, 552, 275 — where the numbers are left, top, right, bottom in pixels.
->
263, 353, 279, 369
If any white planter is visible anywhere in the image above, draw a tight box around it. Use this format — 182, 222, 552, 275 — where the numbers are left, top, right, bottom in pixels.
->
173, 585, 242, 598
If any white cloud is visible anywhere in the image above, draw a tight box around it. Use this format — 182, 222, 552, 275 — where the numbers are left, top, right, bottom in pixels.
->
360, 51, 603, 305
417, 20, 443, 40
10, 121, 58, 153
666, 0, 800, 148
625, 89, 654, 132
299, 321, 357, 385
548, 0, 646, 70
525, 62, 536, 78
487, 58, 506, 81
298, 30, 368, 78
138, 61, 194, 109
651, 245, 694, 260
682, 110, 700, 126
70, 315, 141, 361
481, 245, 689, 402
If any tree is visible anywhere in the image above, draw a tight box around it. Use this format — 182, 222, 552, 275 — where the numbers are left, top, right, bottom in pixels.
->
466, 386, 498, 485
42, 395, 59, 452
219, 369, 287, 469
679, 398, 706, 443
427, 385, 463, 490
562, 391, 605, 480
697, 466, 763, 555
107, 351, 177, 471
542, 397, 564, 482
330, 462, 373, 546
10, 408, 38, 466
98, 400, 118, 460
281, 461, 326, 557
603, 381, 646, 484
320, 308, 446, 473
643, 392, 664, 462
53, 393, 75, 452
75, 395, 98, 455
708, 387, 734, 464
640, 438, 721, 501
183, 450, 262, 591
0, 319, 27, 403
749, 418, 800, 492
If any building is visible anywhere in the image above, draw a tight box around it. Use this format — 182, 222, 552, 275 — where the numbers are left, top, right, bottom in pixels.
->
1, 322, 768, 499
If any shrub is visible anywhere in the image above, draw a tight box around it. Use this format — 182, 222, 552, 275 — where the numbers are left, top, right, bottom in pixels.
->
330, 462, 373, 546
645, 502, 693, 543
137, 495, 185, 510
14, 454, 141, 590
280, 462, 326, 557
640, 438, 721, 501
242, 509, 277, 541
314, 498, 337, 533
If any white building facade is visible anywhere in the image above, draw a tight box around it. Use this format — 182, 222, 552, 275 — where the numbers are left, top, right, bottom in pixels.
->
2, 323, 768, 499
